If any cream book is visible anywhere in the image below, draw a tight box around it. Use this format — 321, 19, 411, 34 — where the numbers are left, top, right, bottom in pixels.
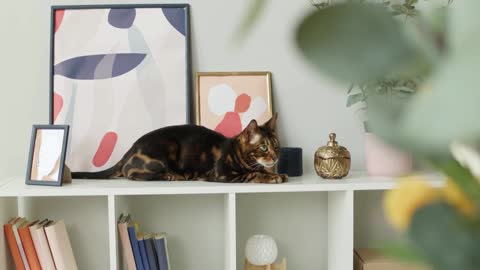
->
30, 219, 56, 270
13, 218, 31, 270
44, 220, 78, 270
118, 214, 137, 270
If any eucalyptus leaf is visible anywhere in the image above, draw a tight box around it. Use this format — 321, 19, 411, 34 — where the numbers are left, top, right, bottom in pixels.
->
409, 203, 480, 270
430, 158, 480, 207
233, 0, 270, 45
400, 48, 480, 155
380, 241, 426, 263
296, 3, 427, 83
346, 93, 364, 107
448, 1, 480, 52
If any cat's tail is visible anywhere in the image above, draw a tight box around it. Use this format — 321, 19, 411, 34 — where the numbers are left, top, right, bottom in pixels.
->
71, 161, 124, 179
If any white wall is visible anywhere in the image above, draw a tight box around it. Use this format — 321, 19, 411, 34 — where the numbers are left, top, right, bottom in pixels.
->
0, 0, 365, 178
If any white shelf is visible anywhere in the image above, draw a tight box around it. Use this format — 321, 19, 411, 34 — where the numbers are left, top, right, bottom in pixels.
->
0, 172, 444, 270
0, 172, 444, 197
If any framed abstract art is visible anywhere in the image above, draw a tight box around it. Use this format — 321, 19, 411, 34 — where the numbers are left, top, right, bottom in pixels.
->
50, 4, 191, 172
195, 72, 273, 138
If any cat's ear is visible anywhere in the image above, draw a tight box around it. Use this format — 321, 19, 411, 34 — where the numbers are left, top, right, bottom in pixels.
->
265, 113, 278, 131
243, 119, 260, 144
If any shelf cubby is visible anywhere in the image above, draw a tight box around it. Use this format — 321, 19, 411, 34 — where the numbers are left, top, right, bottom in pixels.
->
113, 194, 227, 270
354, 190, 400, 249
236, 192, 329, 270
20, 196, 110, 270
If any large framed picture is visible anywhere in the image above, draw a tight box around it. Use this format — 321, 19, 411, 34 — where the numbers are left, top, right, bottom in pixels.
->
50, 4, 191, 172
195, 72, 273, 138
26, 125, 69, 186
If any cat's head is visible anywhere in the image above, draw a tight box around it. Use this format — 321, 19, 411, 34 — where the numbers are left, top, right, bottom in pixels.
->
238, 113, 280, 169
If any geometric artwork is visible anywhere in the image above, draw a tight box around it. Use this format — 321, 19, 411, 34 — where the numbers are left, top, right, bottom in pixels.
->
50, 5, 191, 172
195, 72, 273, 138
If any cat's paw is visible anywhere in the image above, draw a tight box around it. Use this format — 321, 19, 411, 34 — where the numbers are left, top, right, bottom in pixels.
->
267, 174, 288, 184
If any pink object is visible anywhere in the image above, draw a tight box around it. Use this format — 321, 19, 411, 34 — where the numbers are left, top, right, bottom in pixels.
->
93, 132, 118, 167
235, 93, 251, 113
365, 133, 412, 176
53, 92, 63, 123
215, 112, 242, 138
54, 10, 65, 32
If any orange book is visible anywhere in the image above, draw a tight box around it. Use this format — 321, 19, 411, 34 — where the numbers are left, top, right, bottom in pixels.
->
18, 220, 42, 270
4, 217, 26, 270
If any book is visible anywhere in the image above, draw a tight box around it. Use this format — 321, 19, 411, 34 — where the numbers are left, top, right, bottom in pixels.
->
44, 220, 78, 270
18, 220, 42, 270
30, 219, 56, 270
144, 234, 159, 270
127, 220, 144, 270
153, 233, 170, 270
13, 218, 31, 270
137, 233, 150, 270
118, 214, 136, 270
4, 217, 27, 270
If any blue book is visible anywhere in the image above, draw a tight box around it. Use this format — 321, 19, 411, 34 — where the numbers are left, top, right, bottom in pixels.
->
137, 233, 150, 270
127, 224, 145, 270
154, 233, 170, 270
144, 234, 159, 270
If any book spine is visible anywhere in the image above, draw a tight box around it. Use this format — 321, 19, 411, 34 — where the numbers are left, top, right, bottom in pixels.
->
145, 238, 159, 270
18, 227, 42, 270
118, 223, 137, 270
29, 226, 56, 270
127, 226, 144, 270
4, 224, 26, 270
154, 237, 170, 270
45, 221, 78, 270
138, 239, 150, 270
13, 225, 30, 270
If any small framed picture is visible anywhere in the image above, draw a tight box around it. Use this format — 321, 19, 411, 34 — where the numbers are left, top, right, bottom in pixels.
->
195, 72, 273, 138
26, 125, 69, 186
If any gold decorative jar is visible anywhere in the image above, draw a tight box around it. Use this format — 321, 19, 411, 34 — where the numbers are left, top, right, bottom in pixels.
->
314, 133, 351, 179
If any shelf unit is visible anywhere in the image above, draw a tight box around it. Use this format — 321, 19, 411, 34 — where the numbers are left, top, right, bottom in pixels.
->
0, 172, 443, 270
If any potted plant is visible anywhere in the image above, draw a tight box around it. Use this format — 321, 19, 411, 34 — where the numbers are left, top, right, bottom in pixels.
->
311, 0, 426, 176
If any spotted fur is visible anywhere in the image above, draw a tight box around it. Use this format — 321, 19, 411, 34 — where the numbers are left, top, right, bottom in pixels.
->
72, 114, 287, 183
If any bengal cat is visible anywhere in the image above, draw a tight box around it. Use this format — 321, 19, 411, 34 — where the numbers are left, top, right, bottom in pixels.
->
72, 114, 287, 183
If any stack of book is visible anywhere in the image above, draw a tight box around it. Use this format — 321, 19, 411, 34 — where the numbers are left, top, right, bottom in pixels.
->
118, 214, 170, 270
4, 217, 78, 270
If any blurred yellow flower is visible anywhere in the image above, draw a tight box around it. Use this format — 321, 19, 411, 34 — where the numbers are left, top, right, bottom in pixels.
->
384, 176, 477, 231
384, 176, 441, 231
443, 179, 476, 218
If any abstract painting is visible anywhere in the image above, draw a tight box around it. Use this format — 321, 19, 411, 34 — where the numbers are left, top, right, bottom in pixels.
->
50, 5, 191, 172
196, 72, 273, 138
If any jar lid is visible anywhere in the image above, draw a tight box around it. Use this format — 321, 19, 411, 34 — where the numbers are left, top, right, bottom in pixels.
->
315, 133, 351, 159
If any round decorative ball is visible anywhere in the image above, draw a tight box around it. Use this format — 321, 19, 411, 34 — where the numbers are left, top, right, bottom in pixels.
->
245, 235, 278, 266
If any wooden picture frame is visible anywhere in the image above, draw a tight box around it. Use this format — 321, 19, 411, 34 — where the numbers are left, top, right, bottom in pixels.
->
26, 125, 70, 186
195, 71, 273, 138
50, 4, 192, 173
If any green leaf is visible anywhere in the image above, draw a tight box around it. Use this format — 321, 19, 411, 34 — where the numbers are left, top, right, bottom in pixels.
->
431, 158, 480, 207
380, 241, 426, 263
347, 83, 355, 94
346, 93, 364, 107
233, 0, 270, 45
448, 1, 480, 52
400, 49, 480, 155
409, 203, 480, 270
296, 3, 428, 83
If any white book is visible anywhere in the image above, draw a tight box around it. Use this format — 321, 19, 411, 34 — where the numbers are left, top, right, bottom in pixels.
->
45, 220, 78, 270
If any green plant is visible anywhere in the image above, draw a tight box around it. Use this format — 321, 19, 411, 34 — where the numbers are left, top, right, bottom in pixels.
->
238, 0, 480, 269
309, 0, 428, 131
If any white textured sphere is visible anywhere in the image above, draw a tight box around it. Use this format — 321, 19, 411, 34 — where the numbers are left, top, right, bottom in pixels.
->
245, 235, 278, 266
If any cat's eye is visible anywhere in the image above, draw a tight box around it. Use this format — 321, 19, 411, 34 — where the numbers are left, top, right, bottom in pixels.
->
259, 145, 268, 152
